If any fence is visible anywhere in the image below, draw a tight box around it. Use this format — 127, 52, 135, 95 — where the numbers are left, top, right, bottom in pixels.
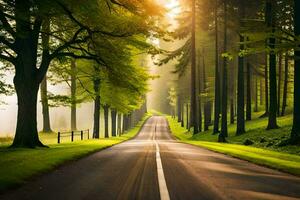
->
57, 129, 90, 144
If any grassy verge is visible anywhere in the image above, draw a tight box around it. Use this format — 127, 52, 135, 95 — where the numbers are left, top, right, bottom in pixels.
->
0, 113, 151, 192
166, 115, 300, 176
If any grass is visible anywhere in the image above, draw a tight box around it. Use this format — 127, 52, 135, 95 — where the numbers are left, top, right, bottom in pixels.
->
0, 113, 151, 192
166, 114, 300, 176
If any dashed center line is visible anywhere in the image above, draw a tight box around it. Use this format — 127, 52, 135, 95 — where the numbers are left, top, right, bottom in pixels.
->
154, 123, 170, 200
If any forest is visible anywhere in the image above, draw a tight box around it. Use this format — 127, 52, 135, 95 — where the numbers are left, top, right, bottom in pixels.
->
165, 0, 300, 147
0, 0, 300, 199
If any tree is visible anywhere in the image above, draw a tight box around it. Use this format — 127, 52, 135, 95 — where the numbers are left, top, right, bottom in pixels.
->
0, 0, 162, 147
213, 0, 221, 134
191, 0, 199, 134
266, 0, 279, 130
291, 0, 300, 144
0, 0, 106, 147
236, 0, 246, 135
40, 18, 52, 133
219, 0, 228, 142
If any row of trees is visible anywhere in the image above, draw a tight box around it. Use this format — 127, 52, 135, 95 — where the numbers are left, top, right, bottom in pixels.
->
165, 0, 300, 144
0, 0, 164, 148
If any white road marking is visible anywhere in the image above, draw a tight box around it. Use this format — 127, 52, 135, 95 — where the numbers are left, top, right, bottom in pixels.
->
154, 123, 170, 200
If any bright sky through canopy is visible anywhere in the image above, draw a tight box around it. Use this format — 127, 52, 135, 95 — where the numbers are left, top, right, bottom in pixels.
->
164, 0, 181, 19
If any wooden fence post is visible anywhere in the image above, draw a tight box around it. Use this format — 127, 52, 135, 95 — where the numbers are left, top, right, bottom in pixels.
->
58, 132, 60, 144
81, 130, 83, 140
71, 131, 74, 142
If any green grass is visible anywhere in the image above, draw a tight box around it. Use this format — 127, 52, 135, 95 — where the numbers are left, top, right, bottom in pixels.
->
0, 113, 151, 192
166, 114, 300, 176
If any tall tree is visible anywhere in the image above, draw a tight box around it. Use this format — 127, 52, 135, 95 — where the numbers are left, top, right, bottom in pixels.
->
291, 0, 300, 144
213, 0, 221, 134
236, 0, 246, 135
191, 0, 199, 134
40, 18, 52, 133
266, 0, 279, 130
219, 0, 228, 142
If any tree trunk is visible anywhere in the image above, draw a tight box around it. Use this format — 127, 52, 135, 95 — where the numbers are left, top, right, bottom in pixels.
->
40, 76, 52, 133
204, 103, 211, 131
213, 0, 221, 134
186, 103, 189, 130
93, 96, 100, 139
291, 0, 300, 144
191, 0, 198, 134
12, 78, 44, 147
246, 62, 252, 120
92, 76, 100, 139
266, 0, 279, 130
104, 105, 109, 138
277, 54, 282, 115
236, 10, 245, 135
198, 52, 202, 132
177, 95, 182, 122
123, 114, 128, 132
265, 56, 269, 114
70, 59, 77, 131
111, 109, 117, 137
230, 99, 234, 124
219, 0, 228, 142
117, 113, 122, 135
230, 57, 235, 124
260, 78, 264, 106
40, 18, 52, 133
181, 102, 184, 127
281, 53, 289, 116
254, 75, 259, 112
202, 52, 210, 131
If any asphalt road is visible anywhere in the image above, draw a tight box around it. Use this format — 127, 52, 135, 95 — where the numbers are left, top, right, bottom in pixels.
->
1, 116, 300, 200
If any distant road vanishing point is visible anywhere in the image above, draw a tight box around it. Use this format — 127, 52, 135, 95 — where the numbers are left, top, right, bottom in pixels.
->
1, 116, 300, 200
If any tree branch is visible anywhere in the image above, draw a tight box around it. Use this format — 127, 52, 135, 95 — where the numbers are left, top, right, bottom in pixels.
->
0, 35, 16, 51
0, 7, 16, 38
0, 53, 15, 64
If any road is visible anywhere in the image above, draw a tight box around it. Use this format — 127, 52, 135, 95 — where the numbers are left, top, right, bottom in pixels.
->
1, 116, 300, 200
